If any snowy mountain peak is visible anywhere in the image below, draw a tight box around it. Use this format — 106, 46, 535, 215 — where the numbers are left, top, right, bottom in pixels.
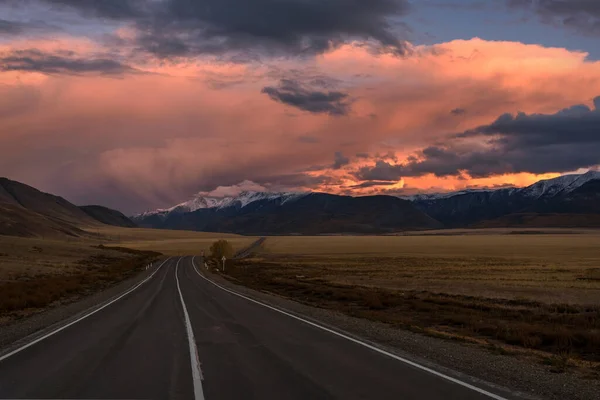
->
521, 171, 600, 199
402, 171, 600, 203
134, 191, 309, 219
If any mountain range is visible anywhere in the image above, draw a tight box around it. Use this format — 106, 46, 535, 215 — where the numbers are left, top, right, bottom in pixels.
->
409, 171, 600, 228
133, 192, 441, 234
0, 177, 135, 238
133, 171, 600, 233
2, 171, 598, 238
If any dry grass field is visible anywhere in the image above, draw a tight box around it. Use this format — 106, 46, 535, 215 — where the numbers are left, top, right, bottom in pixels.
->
89, 226, 256, 255
0, 226, 255, 323
222, 230, 600, 374
259, 232, 600, 304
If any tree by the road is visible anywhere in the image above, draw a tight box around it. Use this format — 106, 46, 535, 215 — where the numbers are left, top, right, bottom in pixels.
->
210, 240, 233, 261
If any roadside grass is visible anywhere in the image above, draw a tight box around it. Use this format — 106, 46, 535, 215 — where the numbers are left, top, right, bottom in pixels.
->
218, 232, 600, 375
0, 243, 160, 323
226, 261, 600, 362
0, 228, 255, 324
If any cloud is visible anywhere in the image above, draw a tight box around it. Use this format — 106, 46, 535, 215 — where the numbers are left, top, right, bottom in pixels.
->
3, 38, 600, 212
348, 180, 399, 188
424, 1, 487, 11
508, 0, 600, 35
21, 0, 411, 57
297, 135, 320, 143
354, 160, 405, 181
0, 49, 138, 75
332, 151, 350, 169
262, 79, 351, 115
357, 96, 600, 179
202, 180, 267, 197
25, 0, 145, 20
450, 107, 466, 116
0, 19, 57, 35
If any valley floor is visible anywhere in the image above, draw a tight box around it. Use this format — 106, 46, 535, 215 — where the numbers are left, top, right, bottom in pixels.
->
219, 230, 600, 383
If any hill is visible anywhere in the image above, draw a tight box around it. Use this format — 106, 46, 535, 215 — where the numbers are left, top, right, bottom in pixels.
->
0, 203, 87, 238
0, 178, 136, 237
80, 205, 136, 228
0, 178, 98, 227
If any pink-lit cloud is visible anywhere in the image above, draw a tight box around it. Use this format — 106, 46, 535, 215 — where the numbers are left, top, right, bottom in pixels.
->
1, 36, 600, 213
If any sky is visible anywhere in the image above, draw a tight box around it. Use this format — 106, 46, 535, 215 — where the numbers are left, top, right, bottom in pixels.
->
0, 0, 599, 214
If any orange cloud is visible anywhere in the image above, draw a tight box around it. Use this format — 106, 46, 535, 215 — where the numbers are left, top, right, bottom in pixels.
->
1, 36, 599, 212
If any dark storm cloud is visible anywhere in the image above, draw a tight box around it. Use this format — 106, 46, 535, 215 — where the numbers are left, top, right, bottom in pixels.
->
20, 0, 146, 19
349, 180, 398, 188
459, 100, 600, 147
355, 97, 600, 180
0, 19, 30, 35
149, 0, 411, 57
0, 49, 138, 75
17, 0, 411, 57
354, 160, 406, 181
332, 152, 350, 169
262, 79, 351, 116
508, 0, 600, 35
0, 19, 58, 35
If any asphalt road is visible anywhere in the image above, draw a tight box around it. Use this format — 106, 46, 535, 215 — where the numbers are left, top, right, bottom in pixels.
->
0, 256, 515, 400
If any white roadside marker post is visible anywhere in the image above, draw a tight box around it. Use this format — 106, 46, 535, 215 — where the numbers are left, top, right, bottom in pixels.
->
222, 256, 226, 273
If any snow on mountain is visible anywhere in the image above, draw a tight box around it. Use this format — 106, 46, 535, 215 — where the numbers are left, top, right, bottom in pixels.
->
520, 171, 600, 199
134, 191, 308, 219
134, 172, 600, 219
404, 171, 600, 203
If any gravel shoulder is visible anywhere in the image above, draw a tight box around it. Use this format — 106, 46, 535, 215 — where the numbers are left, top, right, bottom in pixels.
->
0, 258, 169, 356
202, 265, 600, 400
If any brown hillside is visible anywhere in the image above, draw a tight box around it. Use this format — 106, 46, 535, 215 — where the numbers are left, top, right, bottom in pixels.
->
0, 203, 88, 238
0, 178, 135, 237
0, 178, 98, 226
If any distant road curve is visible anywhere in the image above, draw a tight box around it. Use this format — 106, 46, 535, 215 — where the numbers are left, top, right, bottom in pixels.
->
0, 256, 517, 400
233, 236, 266, 259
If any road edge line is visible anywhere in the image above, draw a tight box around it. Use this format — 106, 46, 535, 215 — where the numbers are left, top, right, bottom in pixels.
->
192, 256, 509, 400
0, 257, 171, 363
176, 257, 205, 400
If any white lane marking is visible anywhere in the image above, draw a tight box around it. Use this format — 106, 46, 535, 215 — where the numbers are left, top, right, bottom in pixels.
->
191, 257, 509, 400
175, 257, 205, 400
0, 258, 171, 363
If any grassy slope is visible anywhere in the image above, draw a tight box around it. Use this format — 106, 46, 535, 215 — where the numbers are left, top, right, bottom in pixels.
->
0, 203, 90, 238
79, 205, 136, 228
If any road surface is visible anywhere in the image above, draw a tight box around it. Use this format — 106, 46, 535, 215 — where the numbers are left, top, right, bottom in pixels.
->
0, 257, 514, 399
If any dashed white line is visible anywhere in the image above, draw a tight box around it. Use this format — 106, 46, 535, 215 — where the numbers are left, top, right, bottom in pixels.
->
0, 257, 171, 363
175, 257, 205, 400
191, 256, 509, 400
